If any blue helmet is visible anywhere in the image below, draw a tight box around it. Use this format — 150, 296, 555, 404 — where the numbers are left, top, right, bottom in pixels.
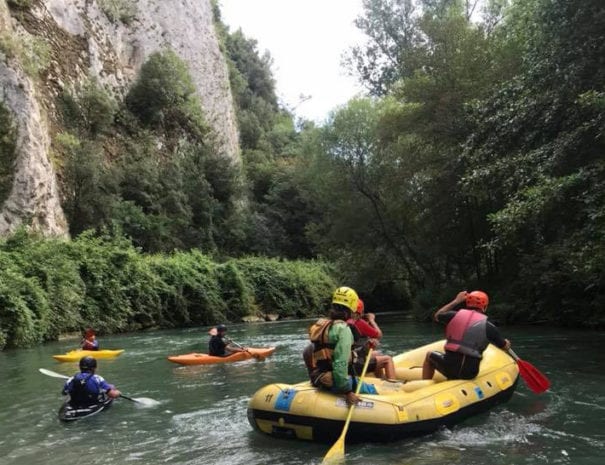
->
79, 356, 97, 371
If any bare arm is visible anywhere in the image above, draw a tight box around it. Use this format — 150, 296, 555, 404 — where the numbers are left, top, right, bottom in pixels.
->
364, 313, 383, 338
433, 291, 467, 322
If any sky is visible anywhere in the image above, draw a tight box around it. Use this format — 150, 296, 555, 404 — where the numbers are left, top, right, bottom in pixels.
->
218, 0, 367, 124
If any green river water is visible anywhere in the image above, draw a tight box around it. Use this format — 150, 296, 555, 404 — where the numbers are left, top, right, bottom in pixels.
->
1, 314, 604, 465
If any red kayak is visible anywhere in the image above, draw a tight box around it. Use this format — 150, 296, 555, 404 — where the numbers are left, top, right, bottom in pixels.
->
167, 347, 276, 365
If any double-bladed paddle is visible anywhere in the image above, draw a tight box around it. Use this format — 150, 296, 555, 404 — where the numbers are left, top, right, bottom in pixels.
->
226, 338, 261, 359
38, 368, 159, 406
508, 349, 551, 394
321, 347, 374, 465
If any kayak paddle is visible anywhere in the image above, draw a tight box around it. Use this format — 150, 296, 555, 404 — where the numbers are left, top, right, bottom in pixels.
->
226, 338, 261, 359
321, 348, 374, 465
38, 368, 159, 406
39, 368, 70, 379
508, 349, 551, 394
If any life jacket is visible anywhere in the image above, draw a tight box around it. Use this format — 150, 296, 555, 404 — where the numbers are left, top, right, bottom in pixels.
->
209, 335, 227, 356
346, 318, 367, 364
308, 318, 337, 373
69, 373, 102, 407
346, 318, 363, 343
444, 309, 489, 358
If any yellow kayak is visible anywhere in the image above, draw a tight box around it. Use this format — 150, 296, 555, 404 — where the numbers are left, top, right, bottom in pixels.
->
52, 349, 125, 363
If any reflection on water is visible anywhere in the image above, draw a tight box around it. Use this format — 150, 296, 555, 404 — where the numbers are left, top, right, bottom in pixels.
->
1, 317, 604, 465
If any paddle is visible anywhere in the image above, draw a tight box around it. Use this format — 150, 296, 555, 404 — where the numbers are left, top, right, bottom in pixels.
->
508, 349, 551, 394
321, 348, 374, 465
38, 368, 159, 406
226, 338, 261, 359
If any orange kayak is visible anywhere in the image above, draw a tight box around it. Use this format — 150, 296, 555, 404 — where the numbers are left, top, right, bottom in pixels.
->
167, 347, 276, 365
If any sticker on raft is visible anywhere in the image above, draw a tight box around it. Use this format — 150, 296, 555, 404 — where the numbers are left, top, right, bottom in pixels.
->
474, 386, 485, 399
275, 389, 297, 411
336, 398, 374, 409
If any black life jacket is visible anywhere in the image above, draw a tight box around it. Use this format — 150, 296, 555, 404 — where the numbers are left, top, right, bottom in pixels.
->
69, 373, 99, 407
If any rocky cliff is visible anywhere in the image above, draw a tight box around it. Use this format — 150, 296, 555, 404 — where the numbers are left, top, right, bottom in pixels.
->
0, 0, 239, 236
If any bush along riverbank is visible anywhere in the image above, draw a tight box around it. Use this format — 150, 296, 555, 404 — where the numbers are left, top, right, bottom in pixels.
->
0, 230, 337, 350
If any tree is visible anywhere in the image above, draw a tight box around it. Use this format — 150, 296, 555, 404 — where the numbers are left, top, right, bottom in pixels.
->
60, 135, 117, 235
462, 0, 605, 324
125, 50, 208, 144
59, 78, 117, 138
346, 0, 420, 96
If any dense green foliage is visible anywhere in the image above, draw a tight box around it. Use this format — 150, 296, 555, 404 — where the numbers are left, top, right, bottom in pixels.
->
125, 50, 207, 142
301, 0, 605, 326
461, 0, 605, 325
56, 52, 242, 253
0, 17, 334, 349
3, 0, 603, 349
0, 231, 335, 350
215, 10, 320, 258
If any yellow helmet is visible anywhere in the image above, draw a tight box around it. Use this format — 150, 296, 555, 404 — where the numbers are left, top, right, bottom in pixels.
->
331, 286, 359, 312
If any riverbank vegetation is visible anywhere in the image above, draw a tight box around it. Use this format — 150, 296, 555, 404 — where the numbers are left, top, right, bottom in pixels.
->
1, 0, 604, 348
0, 231, 335, 350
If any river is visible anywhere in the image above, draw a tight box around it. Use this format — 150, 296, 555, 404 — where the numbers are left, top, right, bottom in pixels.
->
0, 314, 604, 465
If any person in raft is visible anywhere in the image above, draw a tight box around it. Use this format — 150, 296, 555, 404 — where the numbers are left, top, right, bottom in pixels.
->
349, 298, 396, 380
306, 286, 377, 405
208, 324, 246, 356
422, 290, 512, 380
63, 356, 121, 407
80, 328, 99, 351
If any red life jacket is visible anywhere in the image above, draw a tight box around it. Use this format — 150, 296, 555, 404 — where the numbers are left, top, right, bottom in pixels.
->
444, 309, 488, 358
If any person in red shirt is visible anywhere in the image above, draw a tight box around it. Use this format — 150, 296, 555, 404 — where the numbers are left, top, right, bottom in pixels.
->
80, 328, 99, 351
349, 299, 396, 380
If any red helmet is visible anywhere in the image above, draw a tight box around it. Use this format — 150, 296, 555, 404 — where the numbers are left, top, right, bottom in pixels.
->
84, 328, 96, 337
355, 299, 365, 314
466, 291, 489, 311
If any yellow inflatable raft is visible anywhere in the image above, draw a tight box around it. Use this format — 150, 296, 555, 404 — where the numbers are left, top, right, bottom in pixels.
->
247, 340, 519, 443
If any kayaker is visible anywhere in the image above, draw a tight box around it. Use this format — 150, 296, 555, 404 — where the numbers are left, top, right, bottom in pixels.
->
208, 324, 246, 356
349, 298, 396, 380
422, 290, 512, 380
63, 356, 121, 407
80, 328, 99, 351
307, 286, 377, 406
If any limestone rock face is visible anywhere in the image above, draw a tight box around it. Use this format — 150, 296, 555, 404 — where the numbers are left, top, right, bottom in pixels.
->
0, 1, 67, 235
0, 0, 239, 236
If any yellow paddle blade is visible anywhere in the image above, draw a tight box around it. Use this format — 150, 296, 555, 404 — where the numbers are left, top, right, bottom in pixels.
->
320, 348, 374, 465
321, 436, 345, 464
